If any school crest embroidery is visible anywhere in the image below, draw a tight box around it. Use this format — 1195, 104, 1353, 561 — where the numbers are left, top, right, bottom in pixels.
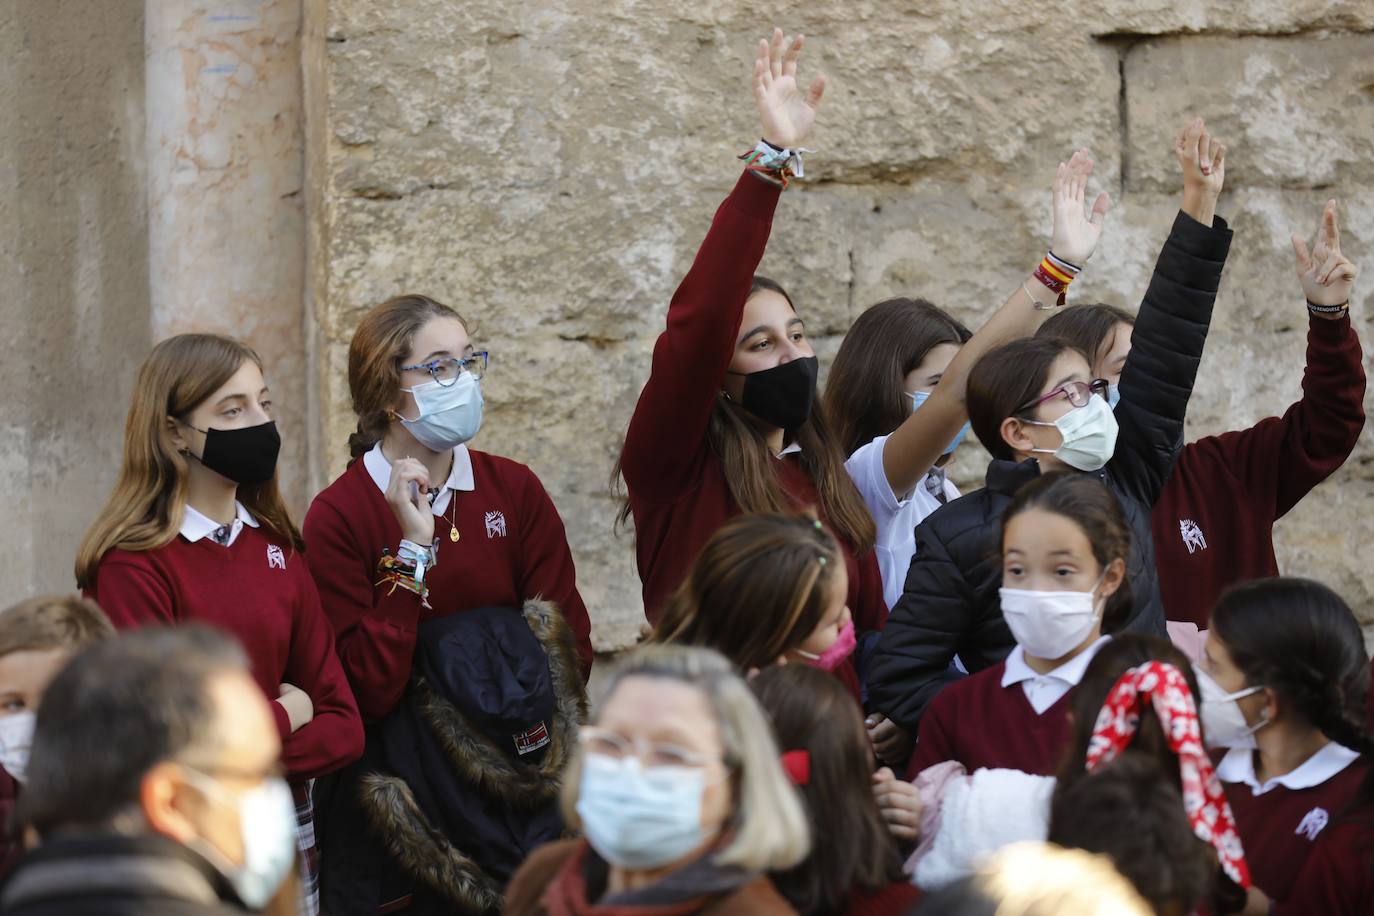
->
266, 545, 287, 570
1179, 519, 1208, 555
1295, 807, 1329, 841
484, 510, 507, 539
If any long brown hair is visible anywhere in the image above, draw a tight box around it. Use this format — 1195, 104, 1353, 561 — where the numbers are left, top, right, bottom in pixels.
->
652, 513, 841, 671
825, 297, 971, 457
751, 664, 905, 914
616, 277, 876, 553
1037, 304, 1137, 368
345, 293, 471, 460
75, 335, 301, 587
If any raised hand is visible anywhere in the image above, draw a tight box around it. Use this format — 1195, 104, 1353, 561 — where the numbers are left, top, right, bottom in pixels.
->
1050, 149, 1112, 265
1293, 199, 1358, 309
1175, 117, 1227, 226
385, 456, 435, 545
752, 28, 826, 149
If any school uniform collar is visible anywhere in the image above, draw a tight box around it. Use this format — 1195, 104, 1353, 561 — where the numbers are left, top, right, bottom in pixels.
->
775, 441, 802, 459
180, 502, 258, 546
1002, 636, 1111, 690
1216, 741, 1360, 795
364, 442, 475, 515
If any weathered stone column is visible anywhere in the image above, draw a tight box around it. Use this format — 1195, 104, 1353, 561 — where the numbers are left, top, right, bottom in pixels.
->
145, 0, 310, 508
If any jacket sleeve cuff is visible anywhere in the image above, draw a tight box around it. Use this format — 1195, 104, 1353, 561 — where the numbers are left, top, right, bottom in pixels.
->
1168, 210, 1234, 261
728, 168, 784, 222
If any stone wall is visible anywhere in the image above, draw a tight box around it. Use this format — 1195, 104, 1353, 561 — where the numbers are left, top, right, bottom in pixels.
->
306, 1, 1374, 650
0, 3, 151, 599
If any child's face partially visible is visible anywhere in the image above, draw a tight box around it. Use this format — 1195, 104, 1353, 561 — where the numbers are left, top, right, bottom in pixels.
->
0, 648, 71, 718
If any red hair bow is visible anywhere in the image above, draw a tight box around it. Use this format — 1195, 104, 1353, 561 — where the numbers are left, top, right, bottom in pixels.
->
781, 749, 811, 786
1086, 660, 1251, 889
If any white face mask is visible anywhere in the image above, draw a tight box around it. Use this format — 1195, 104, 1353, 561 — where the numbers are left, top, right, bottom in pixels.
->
184, 771, 298, 909
1026, 394, 1119, 471
0, 712, 36, 784
399, 371, 484, 452
999, 575, 1104, 660
575, 753, 710, 870
1194, 665, 1268, 750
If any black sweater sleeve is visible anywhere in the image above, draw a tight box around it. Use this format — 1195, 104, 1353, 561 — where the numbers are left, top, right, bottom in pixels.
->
1110, 211, 1234, 507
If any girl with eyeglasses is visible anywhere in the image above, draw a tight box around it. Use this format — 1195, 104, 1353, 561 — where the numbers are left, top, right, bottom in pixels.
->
76, 334, 365, 916
302, 294, 594, 914
868, 119, 1235, 765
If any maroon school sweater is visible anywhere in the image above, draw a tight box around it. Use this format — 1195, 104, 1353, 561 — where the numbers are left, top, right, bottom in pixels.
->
907, 662, 1072, 778
1220, 749, 1367, 904
1278, 811, 1374, 916
1152, 314, 1365, 628
620, 169, 887, 640
303, 449, 593, 721
87, 527, 364, 781
845, 881, 923, 915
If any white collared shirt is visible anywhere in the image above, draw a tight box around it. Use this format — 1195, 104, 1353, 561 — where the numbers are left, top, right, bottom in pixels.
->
1002, 636, 1112, 715
845, 434, 962, 610
776, 441, 802, 459
1216, 741, 1361, 796
364, 443, 475, 514
180, 501, 259, 547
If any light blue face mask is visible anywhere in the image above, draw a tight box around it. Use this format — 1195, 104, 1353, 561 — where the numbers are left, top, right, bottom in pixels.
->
906, 390, 969, 456
399, 372, 484, 452
575, 753, 710, 869
1107, 383, 1121, 410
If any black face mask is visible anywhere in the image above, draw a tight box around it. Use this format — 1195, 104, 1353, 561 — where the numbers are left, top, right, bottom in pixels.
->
730, 356, 819, 432
187, 421, 281, 485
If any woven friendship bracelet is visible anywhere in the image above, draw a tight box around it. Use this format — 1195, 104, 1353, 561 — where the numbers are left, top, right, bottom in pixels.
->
1033, 251, 1081, 296
739, 139, 811, 190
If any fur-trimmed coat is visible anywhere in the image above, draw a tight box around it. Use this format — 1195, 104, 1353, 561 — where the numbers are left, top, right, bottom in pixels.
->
317, 600, 588, 916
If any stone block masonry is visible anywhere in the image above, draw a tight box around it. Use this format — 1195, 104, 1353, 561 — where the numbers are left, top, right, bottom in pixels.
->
304, 1, 1374, 650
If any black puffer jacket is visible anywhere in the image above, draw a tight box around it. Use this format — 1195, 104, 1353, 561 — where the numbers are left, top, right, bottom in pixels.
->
869, 210, 1233, 733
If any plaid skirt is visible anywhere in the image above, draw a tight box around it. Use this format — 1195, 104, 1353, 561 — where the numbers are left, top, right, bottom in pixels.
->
294, 780, 320, 916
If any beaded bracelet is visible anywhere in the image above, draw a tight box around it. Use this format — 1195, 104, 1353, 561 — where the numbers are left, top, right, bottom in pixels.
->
1307, 300, 1350, 316
740, 139, 810, 190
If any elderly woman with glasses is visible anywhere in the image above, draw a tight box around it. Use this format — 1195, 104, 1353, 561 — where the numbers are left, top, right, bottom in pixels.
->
302, 294, 595, 913
505, 644, 808, 915
867, 117, 1238, 769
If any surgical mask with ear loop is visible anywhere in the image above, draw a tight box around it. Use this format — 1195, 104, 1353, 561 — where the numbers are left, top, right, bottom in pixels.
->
181, 769, 298, 909
1022, 395, 1119, 472
398, 371, 484, 452
1194, 666, 1270, 750
999, 570, 1108, 660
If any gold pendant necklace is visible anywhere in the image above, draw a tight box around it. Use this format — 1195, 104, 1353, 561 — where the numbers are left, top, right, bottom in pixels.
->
448, 490, 460, 542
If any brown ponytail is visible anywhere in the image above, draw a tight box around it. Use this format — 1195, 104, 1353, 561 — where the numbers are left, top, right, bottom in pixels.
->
345, 294, 471, 461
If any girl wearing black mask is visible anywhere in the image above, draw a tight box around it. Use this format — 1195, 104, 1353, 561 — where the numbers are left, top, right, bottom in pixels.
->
617, 29, 887, 691
76, 333, 364, 916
